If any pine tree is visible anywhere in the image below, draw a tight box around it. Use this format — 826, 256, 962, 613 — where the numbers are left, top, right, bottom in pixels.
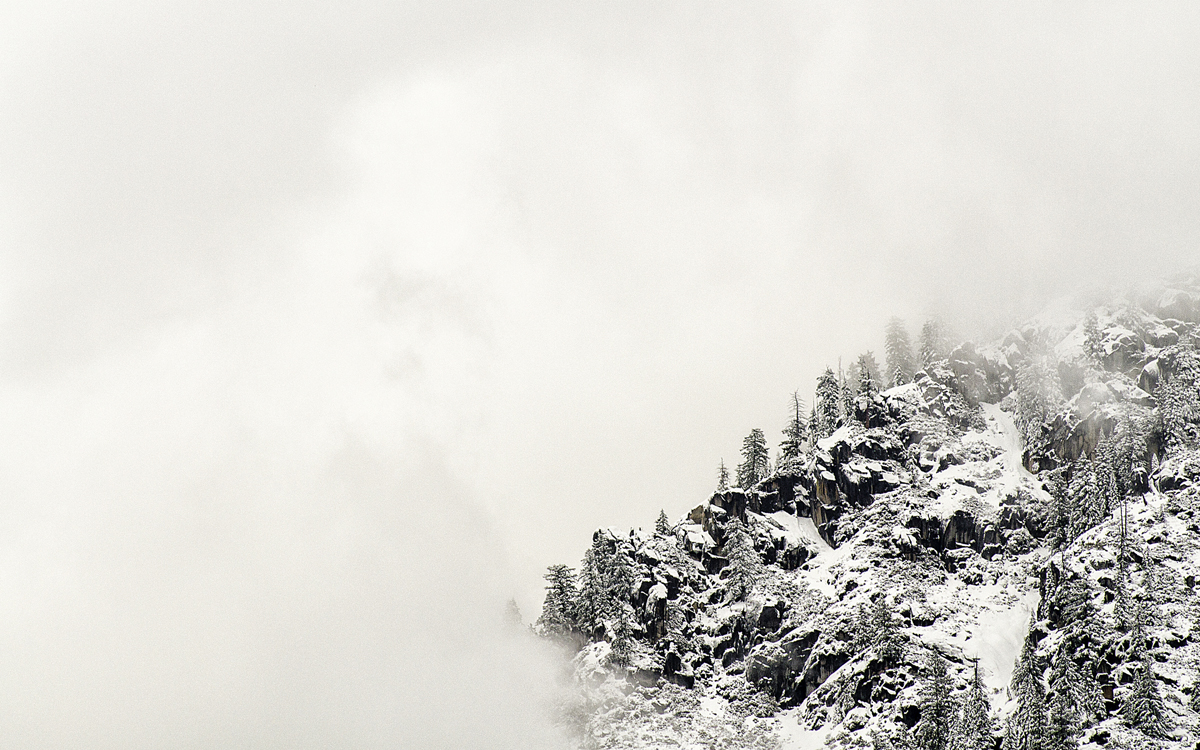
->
717, 459, 730, 492
1122, 612, 1170, 738
815, 368, 841, 440
1066, 459, 1107, 537
853, 598, 902, 661
723, 517, 763, 601
1156, 345, 1200, 454
1081, 311, 1103, 362
1045, 635, 1104, 750
1048, 472, 1073, 551
838, 362, 854, 427
920, 319, 947, 367
655, 509, 672, 537
950, 660, 993, 750
1015, 355, 1064, 448
537, 564, 579, 638
1046, 658, 1078, 750
886, 317, 916, 387
1003, 637, 1048, 750
856, 351, 883, 395
576, 536, 614, 636
608, 545, 637, 606
608, 604, 636, 667
915, 651, 957, 750
855, 350, 884, 428
504, 598, 523, 630
779, 390, 808, 469
737, 428, 769, 488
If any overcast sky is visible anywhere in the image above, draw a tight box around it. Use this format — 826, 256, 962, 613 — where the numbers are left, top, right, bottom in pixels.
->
1, 1, 1199, 746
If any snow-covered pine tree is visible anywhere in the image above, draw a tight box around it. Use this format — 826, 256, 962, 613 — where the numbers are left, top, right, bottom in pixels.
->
1045, 633, 1104, 750
608, 605, 636, 667
1066, 458, 1106, 537
950, 660, 992, 750
608, 545, 637, 605
737, 428, 769, 488
915, 651, 957, 750
855, 351, 882, 397
869, 596, 904, 665
885, 317, 916, 387
723, 517, 763, 602
655, 509, 672, 537
1082, 311, 1104, 362
717, 459, 730, 492
536, 563, 579, 637
1048, 470, 1073, 550
920, 319, 947, 367
838, 362, 854, 427
1122, 611, 1170, 738
851, 352, 883, 428
1003, 636, 1048, 750
1046, 652, 1084, 748
815, 368, 841, 439
1015, 354, 1064, 448
1156, 345, 1200, 454
779, 390, 807, 469
576, 535, 615, 636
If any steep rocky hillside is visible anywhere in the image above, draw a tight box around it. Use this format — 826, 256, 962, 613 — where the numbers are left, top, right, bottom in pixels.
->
539, 273, 1200, 750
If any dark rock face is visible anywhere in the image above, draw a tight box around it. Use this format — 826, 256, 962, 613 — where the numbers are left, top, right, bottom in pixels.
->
806, 429, 908, 546
745, 627, 837, 706
758, 474, 800, 514
905, 511, 1001, 561
946, 341, 1014, 405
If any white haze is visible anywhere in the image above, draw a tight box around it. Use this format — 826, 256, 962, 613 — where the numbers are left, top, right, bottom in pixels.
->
0, 1, 1198, 746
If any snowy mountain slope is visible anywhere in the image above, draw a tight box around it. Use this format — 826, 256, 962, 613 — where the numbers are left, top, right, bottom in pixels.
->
539, 273, 1200, 749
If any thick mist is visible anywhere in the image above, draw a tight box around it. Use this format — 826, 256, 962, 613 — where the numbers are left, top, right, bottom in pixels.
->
1, 2, 1199, 745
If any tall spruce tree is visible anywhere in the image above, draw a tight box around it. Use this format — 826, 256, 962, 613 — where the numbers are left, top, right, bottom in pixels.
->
537, 564, 578, 638
885, 317, 916, 387
717, 459, 730, 492
723, 517, 763, 601
1015, 355, 1064, 448
1156, 345, 1200, 454
737, 428, 769, 488
1045, 633, 1104, 750
1081, 311, 1104, 362
849, 352, 883, 428
1003, 636, 1048, 750
608, 605, 636, 667
916, 651, 957, 750
875, 600, 905, 665
854, 351, 882, 396
1122, 610, 1170, 738
950, 660, 993, 750
920, 319, 948, 367
655, 509, 672, 537
815, 368, 841, 440
576, 535, 615, 636
1046, 657, 1079, 750
838, 363, 855, 427
779, 391, 808, 469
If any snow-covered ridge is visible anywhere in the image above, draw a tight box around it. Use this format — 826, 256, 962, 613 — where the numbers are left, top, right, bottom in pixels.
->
541, 277, 1200, 749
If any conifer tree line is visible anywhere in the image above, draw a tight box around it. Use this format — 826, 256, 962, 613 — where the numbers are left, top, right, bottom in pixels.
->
535, 505, 768, 660
703, 316, 951, 493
